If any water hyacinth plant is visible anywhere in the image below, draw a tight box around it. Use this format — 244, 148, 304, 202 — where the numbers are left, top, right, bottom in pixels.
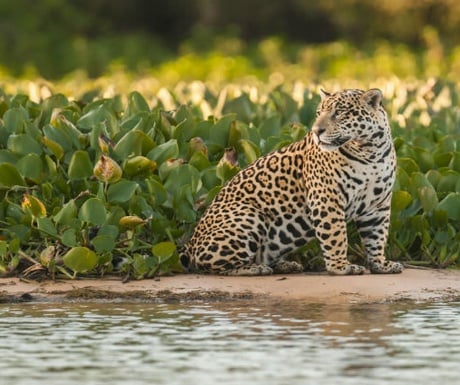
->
0, 78, 460, 279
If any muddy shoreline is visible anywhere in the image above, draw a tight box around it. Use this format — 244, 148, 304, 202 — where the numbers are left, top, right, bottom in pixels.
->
1, 268, 460, 305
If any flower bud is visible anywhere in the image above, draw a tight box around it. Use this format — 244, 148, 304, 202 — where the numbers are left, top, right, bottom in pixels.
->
123, 156, 156, 177
93, 155, 122, 183
119, 215, 147, 229
21, 194, 47, 218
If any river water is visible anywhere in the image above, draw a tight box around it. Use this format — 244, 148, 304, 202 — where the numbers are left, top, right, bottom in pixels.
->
0, 300, 459, 385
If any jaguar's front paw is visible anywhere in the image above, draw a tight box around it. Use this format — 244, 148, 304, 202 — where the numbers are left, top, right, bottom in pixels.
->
369, 260, 404, 274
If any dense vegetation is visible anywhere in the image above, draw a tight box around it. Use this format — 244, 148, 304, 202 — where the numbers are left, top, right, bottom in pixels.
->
1, 65, 460, 279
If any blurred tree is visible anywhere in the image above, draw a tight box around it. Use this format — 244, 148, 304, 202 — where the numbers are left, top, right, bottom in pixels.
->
1, 0, 460, 78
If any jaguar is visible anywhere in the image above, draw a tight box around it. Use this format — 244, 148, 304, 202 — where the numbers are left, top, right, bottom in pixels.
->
180, 88, 404, 276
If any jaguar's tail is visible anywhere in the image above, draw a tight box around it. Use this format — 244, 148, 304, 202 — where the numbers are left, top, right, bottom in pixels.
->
179, 248, 195, 273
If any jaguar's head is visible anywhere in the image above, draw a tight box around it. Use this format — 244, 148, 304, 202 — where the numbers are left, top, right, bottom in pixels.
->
311, 88, 389, 152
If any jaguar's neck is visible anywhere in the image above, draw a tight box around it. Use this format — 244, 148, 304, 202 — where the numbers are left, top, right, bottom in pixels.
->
340, 131, 394, 164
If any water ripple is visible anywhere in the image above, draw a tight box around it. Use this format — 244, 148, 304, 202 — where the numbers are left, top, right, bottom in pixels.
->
0, 301, 459, 385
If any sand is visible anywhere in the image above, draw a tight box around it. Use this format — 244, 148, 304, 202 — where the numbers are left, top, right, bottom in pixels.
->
1, 267, 460, 304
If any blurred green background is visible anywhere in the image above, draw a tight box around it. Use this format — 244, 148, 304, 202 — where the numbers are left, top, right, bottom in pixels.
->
1, 0, 459, 79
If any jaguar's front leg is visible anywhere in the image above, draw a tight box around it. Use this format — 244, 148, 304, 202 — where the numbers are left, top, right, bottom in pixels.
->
355, 209, 403, 274
313, 209, 366, 275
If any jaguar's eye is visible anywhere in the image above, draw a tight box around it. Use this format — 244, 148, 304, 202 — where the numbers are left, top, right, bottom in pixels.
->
331, 110, 345, 120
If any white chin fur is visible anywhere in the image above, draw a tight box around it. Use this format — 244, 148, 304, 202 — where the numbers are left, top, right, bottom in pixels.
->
313, 133, 320, 145
318, 143, 338, 152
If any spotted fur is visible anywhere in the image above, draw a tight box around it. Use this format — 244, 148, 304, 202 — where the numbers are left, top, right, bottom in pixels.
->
181, 88, 404, 276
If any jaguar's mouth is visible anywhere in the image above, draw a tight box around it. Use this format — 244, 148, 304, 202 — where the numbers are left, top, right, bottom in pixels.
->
313, 134, 351, 151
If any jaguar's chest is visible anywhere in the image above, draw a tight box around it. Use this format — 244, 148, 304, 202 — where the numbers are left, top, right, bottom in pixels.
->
302, 144, 393, 217
339, 159, 395, 218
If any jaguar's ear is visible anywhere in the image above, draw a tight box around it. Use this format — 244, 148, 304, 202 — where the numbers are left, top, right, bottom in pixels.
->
319, 89, 331, 100
362, 88, 383, 109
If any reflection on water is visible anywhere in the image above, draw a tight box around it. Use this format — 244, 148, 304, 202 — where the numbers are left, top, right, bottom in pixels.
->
0, 300, 459, 385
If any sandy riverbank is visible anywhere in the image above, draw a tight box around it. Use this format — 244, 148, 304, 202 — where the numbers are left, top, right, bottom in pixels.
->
1, 268, 460, 304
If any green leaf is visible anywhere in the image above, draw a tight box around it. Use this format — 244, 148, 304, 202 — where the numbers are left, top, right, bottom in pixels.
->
270, 90, 299, 121
239, 139, 260, 164
132, 254, 155, 278
146, 178, 168, 206
61, 229, 78, 247
394, 166, 410, 191
209, 114, 236, 147
437, 170, 460, 194
7, 224, 30, 243
3, 107, 27, 133
105, 206, 126, 227
172, 184, 197, 222
42, 124, 74, 152
77, 104, 117, 133
113, 130, 154, 159
192, 120, 213, 142
418, 186, 439, 213
79, 198, 107, 225
7, 134, 42, 156
412, 146, 434, 172
91, 234, 116, 253
63, 246, 98, 274
228, 120, 250, 148
42, 136, 65, 160
36, 217, 58, 237
223, 94, 253, 123
259, 116, 281, 139
147, 139, 179, 165
152, 241, 176, 263
450, 152, 460, 172
68, 150, 93, 180
435, 229, 454, 244
16, 154, 43, 181
163, 164, 201, 195
438, 193, 460, 221
434, 152, 452, 168
397, 157, 419, 174
98, 225, 119, 239
123, 155, 155, 177
0, 149, 19, 164
54, 200, 78, 226
426, 169, 441, 189
172, 105, 196, 140
432, 209, 449, 228
437, 135, 456, 153
411, 172, 433, 190
125, 91, 150, 116
107, 180, 138, 203
0, 240, 8, 257
391, 190, 413, 213
0, 163, 26, 188
201, 166, 221, 191
189, 151, 210, 171
263, 136, 291, 154
216, 160, 239, 184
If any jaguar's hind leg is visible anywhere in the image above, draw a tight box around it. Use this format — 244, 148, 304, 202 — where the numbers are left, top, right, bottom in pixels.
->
271, 260, 304, 274
219, 264, 273, 276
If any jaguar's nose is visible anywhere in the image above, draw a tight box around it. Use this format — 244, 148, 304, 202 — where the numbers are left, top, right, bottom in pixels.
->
312, 125, 325, 137
312, 125, 325, 145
